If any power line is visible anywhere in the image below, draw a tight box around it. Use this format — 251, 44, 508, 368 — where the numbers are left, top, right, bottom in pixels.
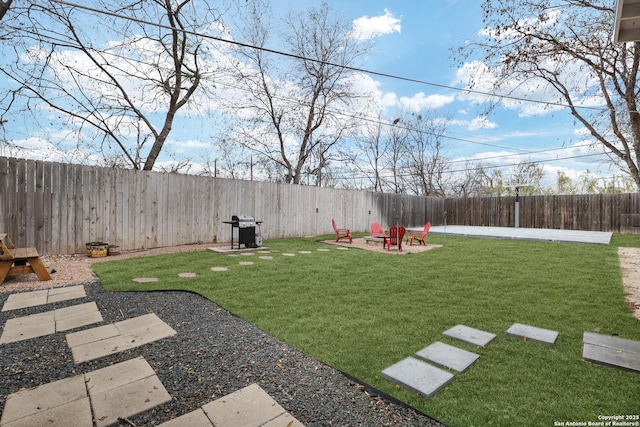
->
49, 0, 609, 113
18, 0, 628, 182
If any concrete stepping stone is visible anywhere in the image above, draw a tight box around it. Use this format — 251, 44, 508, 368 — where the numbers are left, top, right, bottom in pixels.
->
133, 277, 159, 283
506, 323, 559, 345
201, 383, 305, 427
582, 332, 640, 372
381, 357, 454, 399
336, 247, 348, 250
55, 302, 103, 332
443, 324, 496, 348
415, 341, 480, 373
2, 285, 86, 311
259, 255, 273, 260
1, 290, 48, 311
0, 302, 102, 344
0, 375, 92, 427
178, 272, 197, 278
317, 248, 330, 252
299, 251, 312, 254
87, 357, 171, 427
0, 312, 55, 344
282, 253, 296, 256
66, 313, 176, 363
239, 261, 255, 265
47, 285, 87, 303
1, 357, 170, 427
210, 266, 228, 272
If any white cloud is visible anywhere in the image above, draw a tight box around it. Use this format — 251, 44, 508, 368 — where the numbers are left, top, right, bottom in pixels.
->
468, 116, 497, 131
452, 57, 602, 118
447, 115, 497, 131
351, 9, 401, 41
399, 93, 455, 111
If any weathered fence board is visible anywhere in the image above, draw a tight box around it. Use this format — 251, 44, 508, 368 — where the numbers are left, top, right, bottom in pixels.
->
0, 156, 639, 255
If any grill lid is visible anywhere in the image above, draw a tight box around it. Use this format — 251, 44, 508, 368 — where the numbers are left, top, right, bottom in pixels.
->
232, 214, 255, 223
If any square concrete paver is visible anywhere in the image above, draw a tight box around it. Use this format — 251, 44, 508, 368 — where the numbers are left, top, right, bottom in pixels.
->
202, 383, 290, 427
582, 332, 640, 372
92, 375, 171, 427
381, 357, 454, 399
86, 356, 171, 427
0, 375, 87, 425
66, 313, 176, 363
443, 324, 496, 348
415, 341, 480, 373
506, 323, 559, 345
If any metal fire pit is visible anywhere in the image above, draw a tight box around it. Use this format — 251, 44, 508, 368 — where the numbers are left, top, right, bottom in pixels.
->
223, 214, 263, 249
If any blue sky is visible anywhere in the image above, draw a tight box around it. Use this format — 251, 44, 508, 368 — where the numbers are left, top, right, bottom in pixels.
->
0, 0, 620, 189
262, 0, 615, 187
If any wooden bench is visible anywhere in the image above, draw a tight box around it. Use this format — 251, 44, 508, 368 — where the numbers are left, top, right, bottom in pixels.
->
0, 233, 52, 285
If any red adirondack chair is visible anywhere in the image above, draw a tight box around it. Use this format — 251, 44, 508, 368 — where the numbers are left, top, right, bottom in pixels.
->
332, 219, 352, 243
370, 221, 387, 238
384, 225, 406, 252
408, 222, 431, 246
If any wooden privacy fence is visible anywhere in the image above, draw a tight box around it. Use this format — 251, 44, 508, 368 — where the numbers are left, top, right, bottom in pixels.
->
444, 194, 640, 233
0, 157, 638, 255
0, 157, 442, 255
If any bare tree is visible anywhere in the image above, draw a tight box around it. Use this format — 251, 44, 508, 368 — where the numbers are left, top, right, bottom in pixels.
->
450, 161, 489, 197
456, 0, 640, 191
225, 1, 371, 184
0, 0, 12, 21
351, 117, 392, 192
1, 0, 222, 170
400, 112, 449, 196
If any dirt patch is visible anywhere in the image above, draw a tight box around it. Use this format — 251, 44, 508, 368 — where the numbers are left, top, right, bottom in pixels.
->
618, 247, 640, 321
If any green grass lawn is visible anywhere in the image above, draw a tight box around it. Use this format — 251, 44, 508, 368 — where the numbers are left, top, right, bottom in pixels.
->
92, 234, 640, 427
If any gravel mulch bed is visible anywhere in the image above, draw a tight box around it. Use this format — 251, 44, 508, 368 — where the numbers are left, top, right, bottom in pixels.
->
0, 281, 445, 426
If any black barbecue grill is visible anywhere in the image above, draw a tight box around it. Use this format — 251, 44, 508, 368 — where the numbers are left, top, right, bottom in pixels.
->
224, 214, 263, 249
